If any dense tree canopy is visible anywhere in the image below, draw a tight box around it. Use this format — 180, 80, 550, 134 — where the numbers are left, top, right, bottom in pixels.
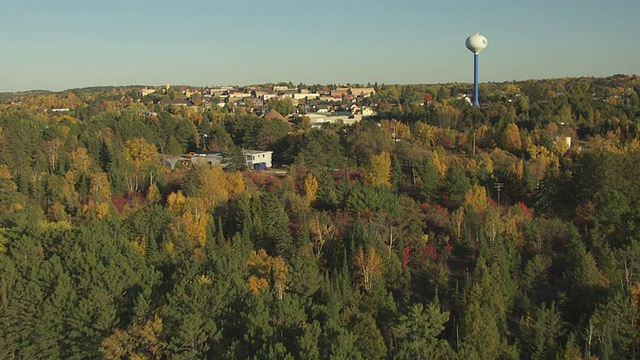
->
1, 75, 640, 358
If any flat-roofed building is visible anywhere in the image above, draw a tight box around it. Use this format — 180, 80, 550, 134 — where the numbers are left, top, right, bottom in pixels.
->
243, 150, 273, 170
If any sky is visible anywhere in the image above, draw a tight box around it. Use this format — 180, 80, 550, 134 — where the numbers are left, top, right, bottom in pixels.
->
1, 0, 638, 92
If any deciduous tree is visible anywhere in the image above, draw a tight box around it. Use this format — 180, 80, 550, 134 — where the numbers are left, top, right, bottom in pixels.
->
247, 249, 289, 300
366, 151, 392, 188
354, 246, 384, 292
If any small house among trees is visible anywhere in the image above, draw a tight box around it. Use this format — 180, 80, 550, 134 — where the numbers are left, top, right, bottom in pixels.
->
243, 150, 273, 170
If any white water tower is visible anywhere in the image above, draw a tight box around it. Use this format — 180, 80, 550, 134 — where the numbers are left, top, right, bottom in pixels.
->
465, 32, 488, 108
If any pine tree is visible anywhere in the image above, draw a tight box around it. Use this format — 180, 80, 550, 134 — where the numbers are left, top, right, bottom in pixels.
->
393, 299, 453, 359
519, 302, 565, 359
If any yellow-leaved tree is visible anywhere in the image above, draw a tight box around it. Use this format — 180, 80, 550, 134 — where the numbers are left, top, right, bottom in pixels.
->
166, 191, 210, 256
309, 214, 335, 259
527, 144, 560, 177
84, 171, 112, 219
354, 246, 384, 292
188, 164, 244, 210
432, 151, 448, 178
196, 164, 230, 209
464, 184, 489, 215
225, 170, 245, 197
304, 173, 318, 205
125, 137, 158, 194
380, 118, 411, 141
414, 121, 437, 147
146, 183, 160, 203
501, 123, 522, 155
43, 138, 64, 173
125, 137, 157, 171
71, 147, 92, 174
101, 316, 166, 360
0, 164, 24, 213
366, 151, 391, 188
247, 249, 289, 300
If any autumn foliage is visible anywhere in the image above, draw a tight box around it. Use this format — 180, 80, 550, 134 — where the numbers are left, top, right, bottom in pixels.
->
1, 77, 640, 358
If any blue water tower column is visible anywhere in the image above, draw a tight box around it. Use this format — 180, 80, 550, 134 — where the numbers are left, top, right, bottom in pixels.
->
465, 33, 488, 108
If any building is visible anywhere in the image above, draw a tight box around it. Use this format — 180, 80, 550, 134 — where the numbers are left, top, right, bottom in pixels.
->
141, 88, 157, 97
330, 88, 349, 98
293, 93, 321, 100
158, 98, 191, 107
305, 112, 363, 128
158, 152, 223, 170
350, 87, 376, 98
330, 87, 376, 99
243, 150, 273, 170
190, 152, 224, 167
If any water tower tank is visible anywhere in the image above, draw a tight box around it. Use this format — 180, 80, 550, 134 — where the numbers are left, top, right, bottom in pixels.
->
466, 32, 488, 54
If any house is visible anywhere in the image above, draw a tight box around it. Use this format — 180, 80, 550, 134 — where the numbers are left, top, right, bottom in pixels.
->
243, 150, 273, 170
351, 105, 376, 117
554, 136, 572, 149
316, 105, 331, 113
263, 109, 293, 129
279, 89, 299, 97
228, 91, 252, 103
319, 95, 342, 103
209, 87, 232, 97
251, 89, 271, 98
361, 106, 376, 117
327, 112, 361, 126
184, 88, 201, 98
263, 109, 288, 122
138, 110, 158, 118
306, 113, 332, 126
330, 88, 349, 98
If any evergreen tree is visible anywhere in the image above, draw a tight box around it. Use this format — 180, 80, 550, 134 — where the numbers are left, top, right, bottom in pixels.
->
519, 302, 565, 360
393, 299, 453, 359
443, 162, 471, 208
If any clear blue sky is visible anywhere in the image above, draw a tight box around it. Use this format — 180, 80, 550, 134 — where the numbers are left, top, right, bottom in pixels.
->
1, 0, 638, 92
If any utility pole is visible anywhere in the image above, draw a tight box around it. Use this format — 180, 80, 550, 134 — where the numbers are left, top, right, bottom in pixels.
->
388, 226, 395, 260
472, 127, 476, 156
392, 122, 396, 143
494, 182, 504, 204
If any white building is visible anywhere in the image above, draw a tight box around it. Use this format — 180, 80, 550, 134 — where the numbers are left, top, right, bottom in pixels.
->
305, 112, 363, 128
293, 93, 321, 100
243, 150, 273, 170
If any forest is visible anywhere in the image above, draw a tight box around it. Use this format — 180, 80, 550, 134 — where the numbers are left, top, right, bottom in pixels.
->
1, 75, 640, 359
